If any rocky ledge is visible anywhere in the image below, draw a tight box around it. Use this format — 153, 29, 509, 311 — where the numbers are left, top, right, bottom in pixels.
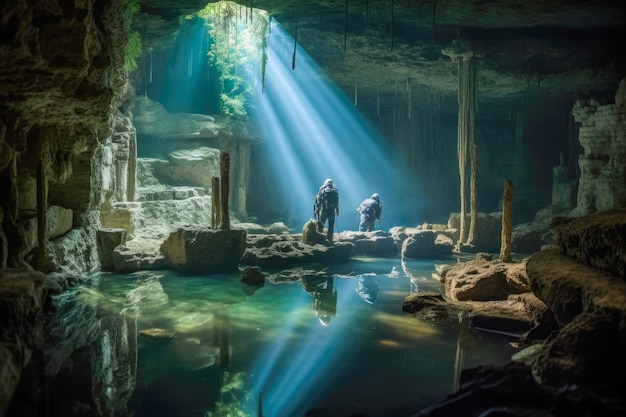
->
402, 207, 626, 417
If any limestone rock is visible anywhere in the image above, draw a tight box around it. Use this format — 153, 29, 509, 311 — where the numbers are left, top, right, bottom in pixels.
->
160, 227, 246, 273
441, 255, 530, 301
401, 229, 454, 259
526, 248, 626, 389
551, 208, 626, 278
447, 212, 503, 253
242, 233, 353, 269
240, 266, 265, 285
301, 220, 328, 245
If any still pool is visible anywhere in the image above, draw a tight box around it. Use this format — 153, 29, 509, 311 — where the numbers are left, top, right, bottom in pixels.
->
87, 255, 520, 417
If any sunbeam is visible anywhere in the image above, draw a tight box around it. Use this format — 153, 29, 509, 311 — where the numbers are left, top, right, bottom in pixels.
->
249, 20, 424, 230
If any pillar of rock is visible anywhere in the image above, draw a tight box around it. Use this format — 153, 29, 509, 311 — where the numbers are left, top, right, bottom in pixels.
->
499, 179, 513, 262
211, 176, 221, 229
219, 152, 230, 230
442, 38, 476, 247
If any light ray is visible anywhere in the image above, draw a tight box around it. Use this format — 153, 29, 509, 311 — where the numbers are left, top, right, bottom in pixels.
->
249, 20, 424, 229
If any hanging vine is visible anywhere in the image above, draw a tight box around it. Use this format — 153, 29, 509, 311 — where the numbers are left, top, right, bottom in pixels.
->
198, 1, 270, 115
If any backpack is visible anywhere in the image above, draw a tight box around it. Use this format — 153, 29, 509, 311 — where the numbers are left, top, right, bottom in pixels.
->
359, 198, 377, 217
320, 186, 339, 210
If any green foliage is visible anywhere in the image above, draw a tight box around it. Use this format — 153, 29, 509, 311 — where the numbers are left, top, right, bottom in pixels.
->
125, 31, 142, 70
204, 371, 253, 417
198, 1, 270, 116
123, 0, 142, 71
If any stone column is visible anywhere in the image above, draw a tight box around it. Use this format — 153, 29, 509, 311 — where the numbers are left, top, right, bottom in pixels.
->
219, 152, 230, 230
499, 179, 513, 262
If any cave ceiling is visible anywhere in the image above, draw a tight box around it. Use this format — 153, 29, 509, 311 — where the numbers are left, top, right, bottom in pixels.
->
135, 0, 626, 113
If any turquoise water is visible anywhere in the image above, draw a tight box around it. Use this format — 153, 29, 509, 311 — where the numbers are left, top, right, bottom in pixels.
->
91, 256, 520, 417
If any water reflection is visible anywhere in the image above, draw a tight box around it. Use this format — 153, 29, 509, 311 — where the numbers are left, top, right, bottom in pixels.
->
355, 274, 380, 304
77, 256, 519, 417
303, 274, 338, 326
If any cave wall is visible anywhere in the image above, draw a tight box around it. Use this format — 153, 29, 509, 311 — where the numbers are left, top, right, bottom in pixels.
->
571, 80, 626, 214
0, 0, 134, 273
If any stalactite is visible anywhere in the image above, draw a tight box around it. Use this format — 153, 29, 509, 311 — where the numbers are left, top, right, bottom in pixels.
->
292, 8, 298, 70
419, 0, 423, 43
319, 6, 322, 30
377, 83, 380, 116
515, 104, 523, 154
149, 52, 153, 84
407, 79, 411, 119
458, 61, 468, 245
392, 105, 396, 140
395, 78, 398, 96
432, 0, 437, 44
390, 0, 394, 50
354, 77, 358, 106
428, 113, 436, 159
466, 58, 478, 245
344, 0, 348, 52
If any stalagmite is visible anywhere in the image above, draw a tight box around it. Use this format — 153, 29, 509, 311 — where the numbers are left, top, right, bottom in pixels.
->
219, 152, 231, 230
211, 176, 221, 229
499, 179, 513, 262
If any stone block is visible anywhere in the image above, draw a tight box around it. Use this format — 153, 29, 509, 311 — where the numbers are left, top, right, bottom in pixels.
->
97, 228, 127, 271
160, 227, 247, 273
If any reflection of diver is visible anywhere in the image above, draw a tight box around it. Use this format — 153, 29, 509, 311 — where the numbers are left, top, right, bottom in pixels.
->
355, 274, 380, 304
313, 276, 337, 326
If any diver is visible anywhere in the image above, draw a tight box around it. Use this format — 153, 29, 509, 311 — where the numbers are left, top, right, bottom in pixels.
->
356, 193, 382, 232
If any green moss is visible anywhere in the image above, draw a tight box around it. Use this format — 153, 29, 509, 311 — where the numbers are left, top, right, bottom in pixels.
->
123, 0, 142, 71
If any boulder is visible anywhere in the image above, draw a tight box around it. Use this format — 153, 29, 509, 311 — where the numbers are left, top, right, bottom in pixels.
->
160, 227, 246, 273
440, 254, 530, 301
551, 208, 626, 278
401, 230, 454, 259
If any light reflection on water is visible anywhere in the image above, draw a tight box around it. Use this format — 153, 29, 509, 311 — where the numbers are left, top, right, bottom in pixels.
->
91, 256, 520, 417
